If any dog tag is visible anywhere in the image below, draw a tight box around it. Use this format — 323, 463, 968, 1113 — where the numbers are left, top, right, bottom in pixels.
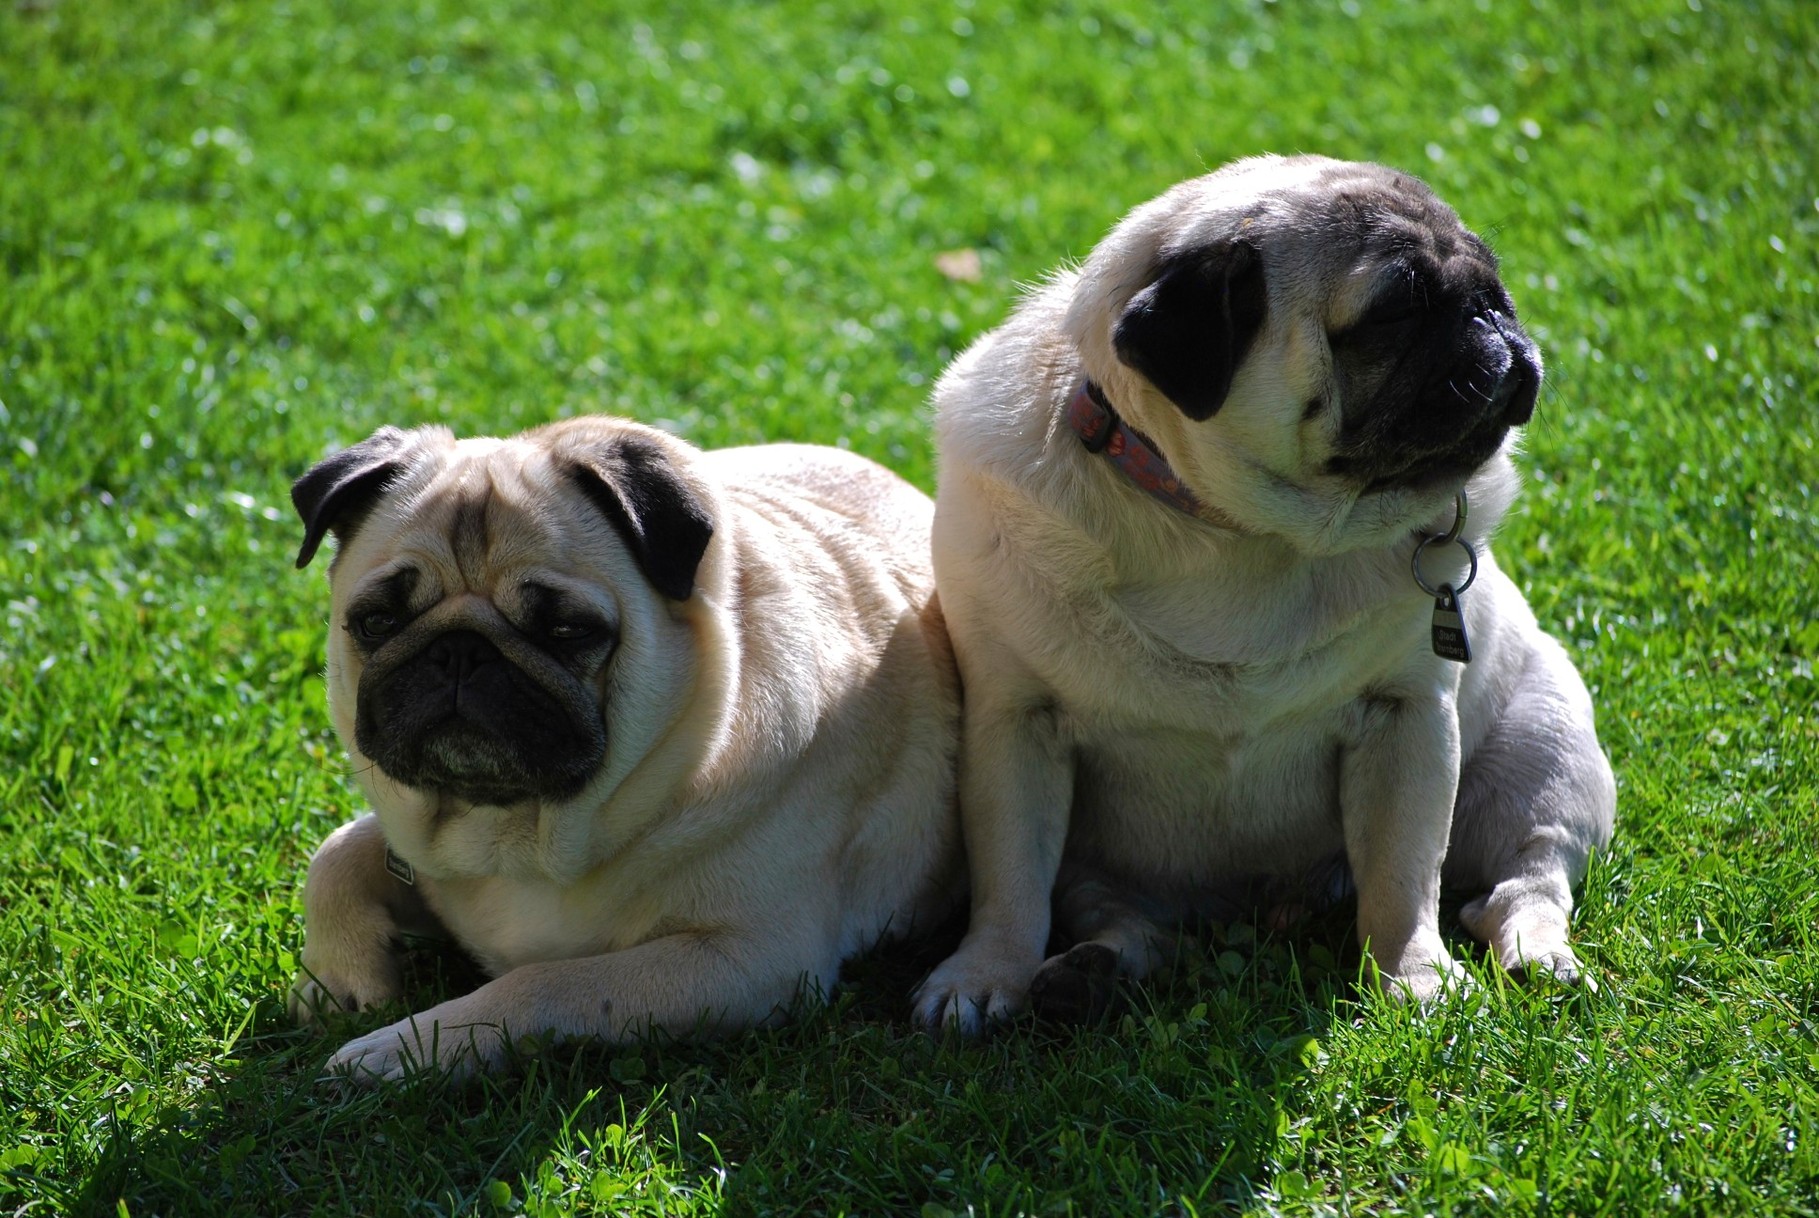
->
1431, 585, 1472, 664
384, 845, 416, 886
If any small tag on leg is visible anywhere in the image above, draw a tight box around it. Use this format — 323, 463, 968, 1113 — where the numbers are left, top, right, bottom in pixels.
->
1431, 584, 1472, 663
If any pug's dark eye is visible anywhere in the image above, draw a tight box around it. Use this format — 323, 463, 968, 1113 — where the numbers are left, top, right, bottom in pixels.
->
1358, 299, 1420, 328
1332, 297, 1426, 348
356, 611, 399, 640
548, 622, 592, 641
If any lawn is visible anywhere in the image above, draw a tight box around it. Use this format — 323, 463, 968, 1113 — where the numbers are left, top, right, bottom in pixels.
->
2, 0, 1816, 1213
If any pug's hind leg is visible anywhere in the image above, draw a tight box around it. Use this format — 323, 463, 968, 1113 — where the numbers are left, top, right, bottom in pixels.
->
1027, 871, 1174, 1024
1449, 641, 1616, 986
1457, 857, 1582, 985
1454, 799, 1608, 986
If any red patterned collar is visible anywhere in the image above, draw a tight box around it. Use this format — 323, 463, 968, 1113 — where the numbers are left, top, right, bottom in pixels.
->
1067, 380, 1228, 524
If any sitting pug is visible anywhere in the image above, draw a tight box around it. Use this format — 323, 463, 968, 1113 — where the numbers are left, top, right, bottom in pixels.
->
912, 155, 1615, 1031
287, 416, 960, 1079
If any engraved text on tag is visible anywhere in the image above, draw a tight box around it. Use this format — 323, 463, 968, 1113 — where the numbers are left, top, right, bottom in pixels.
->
1431, 584, 1472, 664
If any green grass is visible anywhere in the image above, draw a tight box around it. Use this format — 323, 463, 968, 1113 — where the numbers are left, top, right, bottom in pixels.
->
2, 0, 1815, 1213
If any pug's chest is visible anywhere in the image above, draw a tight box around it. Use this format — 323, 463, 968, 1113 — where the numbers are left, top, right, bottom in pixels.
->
1067, 714, 1350, 884
417, 872, 656, 976
1041, 568, 1424, 731
1046, 578, 1428, 877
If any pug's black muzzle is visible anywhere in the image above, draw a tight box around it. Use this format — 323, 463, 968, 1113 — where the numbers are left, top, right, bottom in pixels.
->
1469, 310, 1540, 426
1331, 305, 1542, 493
355, 629, 606, 804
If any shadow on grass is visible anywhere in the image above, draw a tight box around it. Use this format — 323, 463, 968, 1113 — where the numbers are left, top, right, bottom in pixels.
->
70, 913, 1377, 1217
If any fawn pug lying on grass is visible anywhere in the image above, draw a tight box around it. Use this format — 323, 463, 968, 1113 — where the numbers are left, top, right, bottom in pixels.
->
289, 417, 961, 1079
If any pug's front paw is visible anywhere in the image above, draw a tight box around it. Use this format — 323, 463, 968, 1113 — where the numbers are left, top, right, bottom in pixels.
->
911, 941, 1041, 1035
325, 996, 508, 1084
288, 937, 402, 1026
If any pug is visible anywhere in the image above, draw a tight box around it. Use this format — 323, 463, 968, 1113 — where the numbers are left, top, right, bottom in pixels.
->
911, 155, 1616, 1032
287, 416, 960, 1079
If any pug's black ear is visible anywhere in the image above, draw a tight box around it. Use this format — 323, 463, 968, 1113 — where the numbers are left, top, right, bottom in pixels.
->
291, 426, 413, 569
569, 437, 714, 602
1112, 238, 1268, 421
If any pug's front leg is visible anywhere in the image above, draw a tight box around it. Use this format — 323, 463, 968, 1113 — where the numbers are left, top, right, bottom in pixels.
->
1341, 690, 1469, 1003
289, 813, 435, 1023
911, 696, 1072, 1035
325, 931, 812, 1083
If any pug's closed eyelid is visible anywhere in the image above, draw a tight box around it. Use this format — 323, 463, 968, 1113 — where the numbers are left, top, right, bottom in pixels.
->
530, 612, 616, 647
1330, 300, 1425, 350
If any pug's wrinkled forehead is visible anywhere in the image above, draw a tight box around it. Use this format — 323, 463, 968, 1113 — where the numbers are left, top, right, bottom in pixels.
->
294, 421, 714, 605
1201, 158, 1509, 323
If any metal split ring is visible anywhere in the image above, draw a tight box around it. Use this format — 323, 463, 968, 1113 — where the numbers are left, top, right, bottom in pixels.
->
1411, 491, 1478, 597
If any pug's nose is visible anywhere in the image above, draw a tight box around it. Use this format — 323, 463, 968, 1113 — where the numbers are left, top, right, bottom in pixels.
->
1474, 312, 1539, 427
1494, 358, 1539, 425
425, 631, 500, 683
